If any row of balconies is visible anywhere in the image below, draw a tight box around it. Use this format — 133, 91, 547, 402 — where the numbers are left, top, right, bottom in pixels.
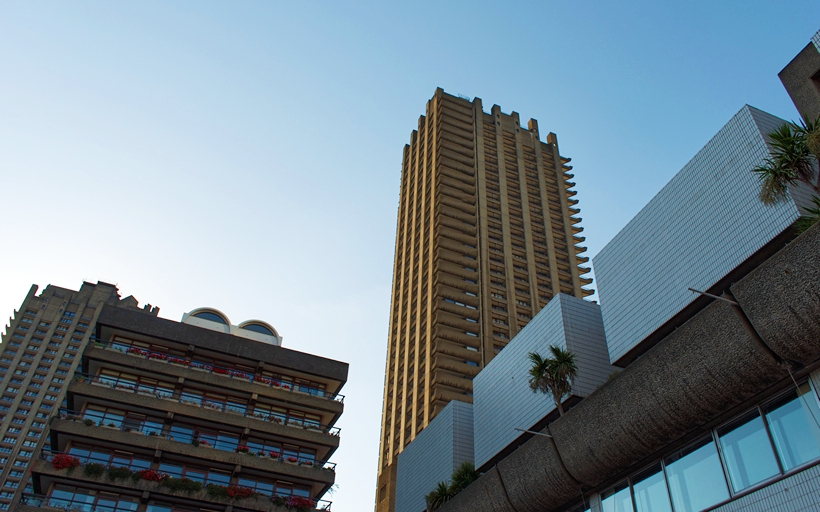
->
66, 377, 340, 451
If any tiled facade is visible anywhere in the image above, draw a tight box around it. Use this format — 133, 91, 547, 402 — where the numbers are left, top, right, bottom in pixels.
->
394, 401, 473, 512
472, 294, 613, 469
593, 105, 809, 366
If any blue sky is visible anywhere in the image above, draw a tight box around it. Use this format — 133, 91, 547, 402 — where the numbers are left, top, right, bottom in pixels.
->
1, 2, 818, 509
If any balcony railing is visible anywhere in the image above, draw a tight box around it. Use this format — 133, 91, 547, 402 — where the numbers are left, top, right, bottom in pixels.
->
72, 372, 341, 437
20, 493, 137, 512
55, 409, 337, 472
88, 337, 344, 403
35, 450, 332, 510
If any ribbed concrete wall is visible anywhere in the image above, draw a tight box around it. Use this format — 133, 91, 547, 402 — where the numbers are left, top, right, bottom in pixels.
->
395, 401, 474, 512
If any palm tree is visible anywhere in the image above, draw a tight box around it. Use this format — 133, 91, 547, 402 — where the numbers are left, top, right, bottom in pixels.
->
752, 116, 820, 205
794, 195, 820, 234
527, 346, 578, 415
449, 462, 479, 494
425, 481, 452, 511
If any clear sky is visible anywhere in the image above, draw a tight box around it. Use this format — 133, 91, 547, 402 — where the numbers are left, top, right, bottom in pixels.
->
1, 2, 818, 509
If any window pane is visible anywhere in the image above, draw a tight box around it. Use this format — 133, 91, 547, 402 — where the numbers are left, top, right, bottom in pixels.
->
665, 438, 728, 512
632, 464, 672, 512
766, 384, 820, 471
718, 412, 779, 491
601, 481, 633, 512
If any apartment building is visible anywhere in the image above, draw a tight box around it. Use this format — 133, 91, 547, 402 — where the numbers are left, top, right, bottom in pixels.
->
377, 88, 593, 512
0, 282, 347, 512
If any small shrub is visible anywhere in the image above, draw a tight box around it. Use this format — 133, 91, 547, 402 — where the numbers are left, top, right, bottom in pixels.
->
271, 495, 287, 506
83, 419, 94, 426
161, 476, 202, 494
83, 463, 106, 478
206, 483, 229, 499
191, 439, 200, 447
107, 466, 134, 481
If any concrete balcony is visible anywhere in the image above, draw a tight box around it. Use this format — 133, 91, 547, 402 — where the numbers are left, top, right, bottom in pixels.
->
28, 459, 330, 512
82, 345, 344, 421
48, 417, 336, 487
66, 379, 341, 450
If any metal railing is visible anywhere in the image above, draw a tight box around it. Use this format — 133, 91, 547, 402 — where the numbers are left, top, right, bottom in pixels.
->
72, 372, 342, 437
20, 493, 137, 511
89, 337, 344, 402
54, 409, 337, 471
32, 449, 334, 510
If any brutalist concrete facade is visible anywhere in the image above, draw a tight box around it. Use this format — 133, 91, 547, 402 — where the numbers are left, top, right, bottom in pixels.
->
0, 281, 151, 510
779, 29, 820, 120
395, 401, 474, 512
2, 289, 348, 512
378, 88, 594, 512
471, 294, 614, 469
593, 105, 812, 366
437, 218, 820, 512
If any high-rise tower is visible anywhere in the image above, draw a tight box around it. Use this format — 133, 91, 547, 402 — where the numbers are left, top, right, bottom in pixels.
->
376, 89, 592, 511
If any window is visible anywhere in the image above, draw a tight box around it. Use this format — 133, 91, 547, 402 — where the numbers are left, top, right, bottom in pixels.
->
765, 383, 820, 471
1, 438, 16, 444
664, 438, 729, 512
631, 464, 671, 512
718, 411, 780, 492
600, 481, 632, 512
18, 450, 32, 458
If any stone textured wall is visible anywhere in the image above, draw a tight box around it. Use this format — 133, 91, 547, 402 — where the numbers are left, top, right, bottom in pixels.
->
395, 401, 474, 512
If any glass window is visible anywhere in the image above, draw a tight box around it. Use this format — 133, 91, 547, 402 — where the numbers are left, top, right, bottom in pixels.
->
193, 311, 226, 324
765, 383, 820, 471
632, 463, 672, 512
718, 411, 780, 492
665, 438, 728, 512
241, 323, 274, 336
600, 481, 632, 512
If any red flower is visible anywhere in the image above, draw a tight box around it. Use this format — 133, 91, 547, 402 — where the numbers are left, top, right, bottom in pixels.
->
213, 368, 228, 375
236, 445, 250, 453
225, 485, 256, 498
269, 451, 280, 458
51, 454, 81, 470
286, 456, 298, 463
137, 468, 168, 482
286, 496, 314, 508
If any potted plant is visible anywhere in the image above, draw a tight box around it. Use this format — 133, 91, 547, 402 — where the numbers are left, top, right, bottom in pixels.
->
268, 451, 280, 460
199, 439, 212, 448
51, 454, 81, 471
284, 456, 298, 465
236, 445, 250, 454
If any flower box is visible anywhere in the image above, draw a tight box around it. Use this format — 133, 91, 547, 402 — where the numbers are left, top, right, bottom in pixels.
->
284, 457, 298, 465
